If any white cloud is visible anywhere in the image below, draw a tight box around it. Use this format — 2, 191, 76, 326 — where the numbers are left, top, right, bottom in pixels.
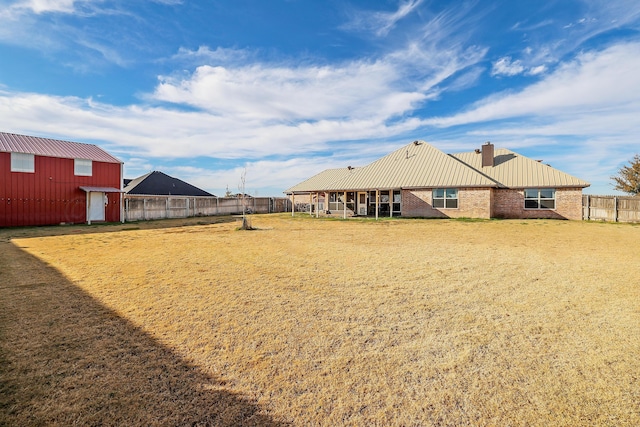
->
491, 56, 525, 76
153, 61, 425, 122
150, 34, 486, 128
151, 0, 182, 5
13, 0, 78, 14
0, 86, 420, 161
499, 0, 640, 85
445, 67, 484, 92
527, 65, 547, 75
170, 46, 252, 66
0, 0, 134, 69
491, 57, 546, 77
428, 42, 640, 127
342, 0, 423, 37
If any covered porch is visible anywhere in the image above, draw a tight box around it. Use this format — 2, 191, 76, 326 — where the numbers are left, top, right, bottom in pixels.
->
290, 189, 402, 219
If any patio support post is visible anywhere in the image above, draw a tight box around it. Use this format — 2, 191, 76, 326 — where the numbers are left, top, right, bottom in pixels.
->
343, 191, 347, 219
291, 193, 295, 217
325, 192, 329, 214
375, 189, 379, 220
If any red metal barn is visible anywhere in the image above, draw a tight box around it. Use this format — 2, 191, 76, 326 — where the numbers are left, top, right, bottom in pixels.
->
0, 132, 123, 227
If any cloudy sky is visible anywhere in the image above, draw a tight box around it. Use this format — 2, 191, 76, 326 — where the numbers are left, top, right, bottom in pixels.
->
1, 0, 639, 195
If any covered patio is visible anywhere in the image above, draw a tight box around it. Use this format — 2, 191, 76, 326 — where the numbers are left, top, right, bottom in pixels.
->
290, 189, 402, 219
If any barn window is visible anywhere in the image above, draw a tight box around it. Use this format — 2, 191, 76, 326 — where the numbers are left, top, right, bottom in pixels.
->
525, 189, 556, 209
74, 158, 92, 176
11, 152, 35, 173
433, 188, 458, 209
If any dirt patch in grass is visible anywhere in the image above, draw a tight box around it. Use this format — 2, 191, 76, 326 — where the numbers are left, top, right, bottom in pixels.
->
2, 215, 639, 425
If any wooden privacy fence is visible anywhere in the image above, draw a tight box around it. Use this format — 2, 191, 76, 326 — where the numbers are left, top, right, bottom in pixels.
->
583, 195, 640, 223
124, 195, 291, 221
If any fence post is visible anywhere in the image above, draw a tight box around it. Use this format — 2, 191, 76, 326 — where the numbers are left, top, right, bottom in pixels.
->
614, 196, 618, 222
586, 195, 590, 220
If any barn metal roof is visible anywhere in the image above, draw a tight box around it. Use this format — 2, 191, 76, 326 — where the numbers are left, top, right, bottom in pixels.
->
0, 132, 122, 164
286, 140, 590, 193
452, 148, 590, 188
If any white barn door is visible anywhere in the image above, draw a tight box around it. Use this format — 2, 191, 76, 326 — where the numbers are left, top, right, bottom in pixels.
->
89, 192, 105, 222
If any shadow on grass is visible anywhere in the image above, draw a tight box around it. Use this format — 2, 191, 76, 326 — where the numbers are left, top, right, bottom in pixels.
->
0, 241, 287, 426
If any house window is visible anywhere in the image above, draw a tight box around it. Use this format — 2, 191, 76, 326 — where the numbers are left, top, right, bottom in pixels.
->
433, 188, 458, 209
524, 189, 556, 209
329, 192, 343, 211
346, 192, 355, 212
392, 190, 401, 215
74, 159, 92, 176
11, 152, 35, 173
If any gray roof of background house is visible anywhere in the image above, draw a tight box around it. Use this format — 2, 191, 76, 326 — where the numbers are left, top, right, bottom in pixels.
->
286, 140, 590, 193
0, 132, 122, 164
124, 171, 214, 197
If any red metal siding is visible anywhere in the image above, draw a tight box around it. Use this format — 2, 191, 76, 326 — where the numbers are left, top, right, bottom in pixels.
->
0, 152, 121, 227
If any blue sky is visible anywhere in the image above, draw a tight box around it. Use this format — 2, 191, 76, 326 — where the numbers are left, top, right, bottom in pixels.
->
1, 0, 639, 196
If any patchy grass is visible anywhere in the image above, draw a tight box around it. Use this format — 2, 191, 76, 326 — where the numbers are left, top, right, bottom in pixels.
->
1, 214, 639, 426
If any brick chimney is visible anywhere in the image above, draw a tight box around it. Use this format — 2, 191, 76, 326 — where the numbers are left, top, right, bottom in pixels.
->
481, 142, 494, 167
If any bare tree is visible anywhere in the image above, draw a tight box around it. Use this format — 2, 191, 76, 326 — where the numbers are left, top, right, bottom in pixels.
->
238, 168, 254, 230
612, 154, 640, 195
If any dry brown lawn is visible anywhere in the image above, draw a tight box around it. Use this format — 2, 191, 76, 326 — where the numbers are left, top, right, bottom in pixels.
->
1, 214, 639, 426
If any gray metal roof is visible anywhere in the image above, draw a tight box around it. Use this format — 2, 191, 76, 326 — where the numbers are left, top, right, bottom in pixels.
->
287, 140, 590, 193
285, 167, 358, 193
330, 141, 496, 190
452, 148, 590, 188
0, 132, 122, 164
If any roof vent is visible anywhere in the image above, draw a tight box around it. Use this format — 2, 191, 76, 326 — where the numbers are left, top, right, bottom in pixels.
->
413, 140, 422, 145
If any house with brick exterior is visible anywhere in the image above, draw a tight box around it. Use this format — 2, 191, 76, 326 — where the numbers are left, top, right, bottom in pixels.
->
285, 140, 589, 220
